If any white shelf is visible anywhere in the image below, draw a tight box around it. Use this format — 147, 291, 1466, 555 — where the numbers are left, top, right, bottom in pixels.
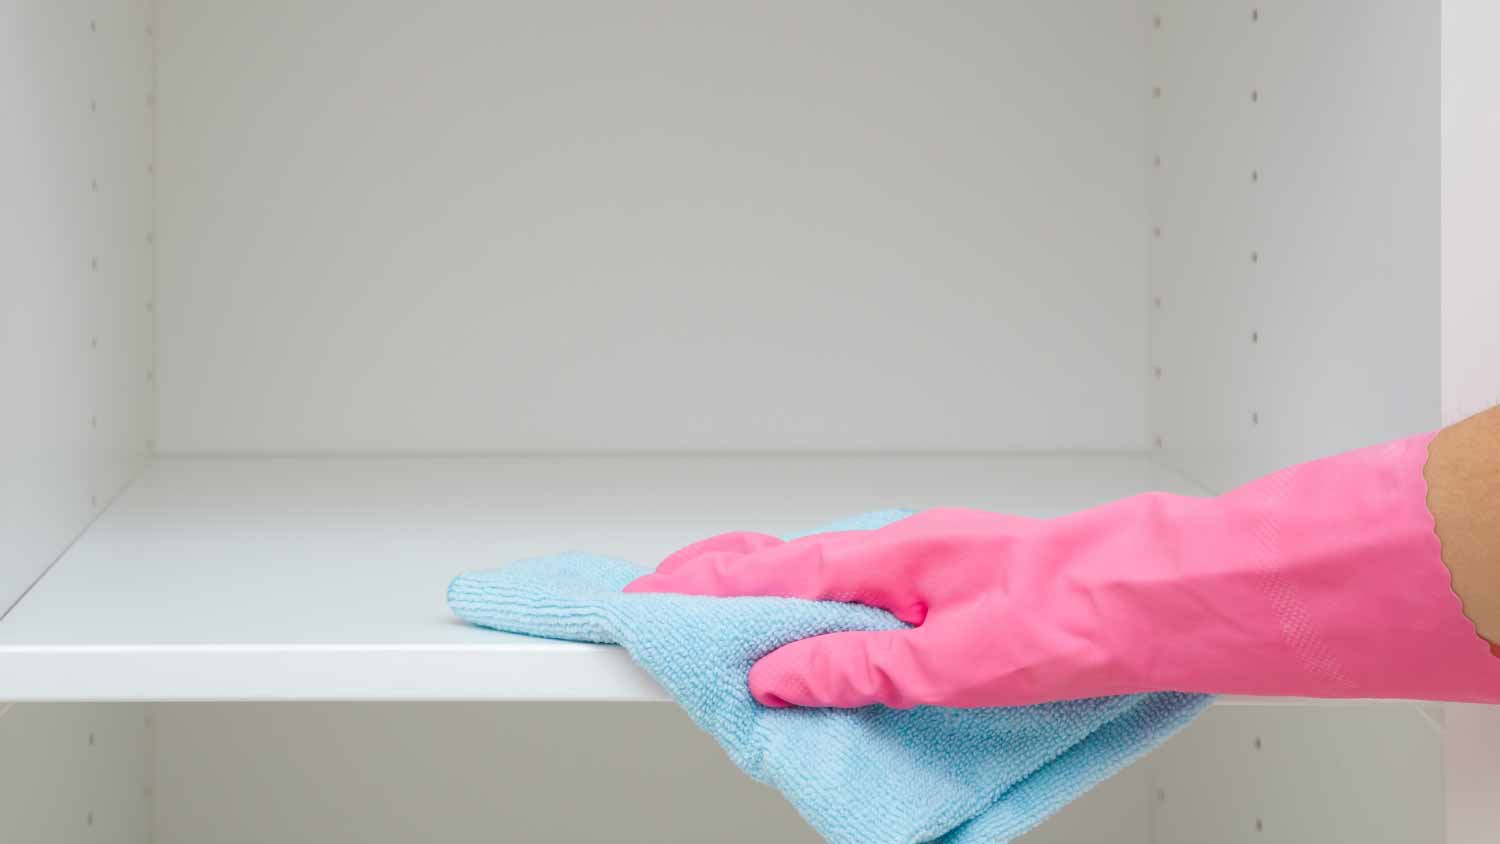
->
0, 452, 1304, 703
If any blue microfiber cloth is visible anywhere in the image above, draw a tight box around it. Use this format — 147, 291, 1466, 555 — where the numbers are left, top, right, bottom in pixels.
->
448, 510, 1211, 844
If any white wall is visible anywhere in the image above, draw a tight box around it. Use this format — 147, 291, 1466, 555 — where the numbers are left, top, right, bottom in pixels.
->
155, 0, 1151, 454
1149, 0, 1441, 492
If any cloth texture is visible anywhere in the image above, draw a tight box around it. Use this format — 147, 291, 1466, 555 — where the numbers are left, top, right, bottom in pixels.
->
448, 510, 1210, 844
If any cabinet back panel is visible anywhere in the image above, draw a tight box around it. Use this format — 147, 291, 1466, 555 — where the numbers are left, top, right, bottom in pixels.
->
151, 702, 1148, 844
155, 0, 1150, 454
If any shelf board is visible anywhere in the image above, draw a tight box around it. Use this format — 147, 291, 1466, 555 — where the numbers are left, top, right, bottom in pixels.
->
0, 452, 1313, 703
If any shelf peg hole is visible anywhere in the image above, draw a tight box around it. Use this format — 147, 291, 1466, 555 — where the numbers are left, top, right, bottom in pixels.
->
1251, 89, 1260, 103
1152, 85, 1162, 99
1254, 736, 1263, 749
1252, 411, 1260, 425
1256, 818, 1264, 832
1252, 8, 1260, 21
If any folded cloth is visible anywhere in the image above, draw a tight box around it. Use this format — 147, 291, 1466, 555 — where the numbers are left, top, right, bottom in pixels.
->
448, 510, 1210, 844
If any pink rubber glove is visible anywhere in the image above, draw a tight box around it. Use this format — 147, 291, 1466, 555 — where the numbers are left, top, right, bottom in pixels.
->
626, 433, 1500, 708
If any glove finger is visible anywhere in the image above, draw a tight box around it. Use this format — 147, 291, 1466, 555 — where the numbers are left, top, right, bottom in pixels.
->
747, 628, 930, 709
625, 531, 927, 623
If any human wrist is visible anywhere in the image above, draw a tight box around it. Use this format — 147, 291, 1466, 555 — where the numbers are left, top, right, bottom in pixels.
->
1424, 407, 1500, 649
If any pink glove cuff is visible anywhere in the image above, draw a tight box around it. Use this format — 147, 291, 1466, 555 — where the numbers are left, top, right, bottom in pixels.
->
1120, 431, 1499, 701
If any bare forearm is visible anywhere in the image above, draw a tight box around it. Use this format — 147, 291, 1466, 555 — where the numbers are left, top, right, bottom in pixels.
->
1426, 406, 1500, 648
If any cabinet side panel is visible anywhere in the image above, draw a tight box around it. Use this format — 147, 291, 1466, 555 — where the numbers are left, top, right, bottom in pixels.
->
1148, 705, 1443, 844
1149, 0, 1441, 492
1440, 2, 1500, 842
0, 703, 152, 844
1147, 4, 1447, 842
1439, 0, 1500, 423
0, 1, 156, 612
0, 2, 156, 835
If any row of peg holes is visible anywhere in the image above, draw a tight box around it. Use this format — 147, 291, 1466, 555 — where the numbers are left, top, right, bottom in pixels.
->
1154, 7, 1259, 28
87, 14, 158, 514
87, 732, 95, 828
76, 715, 155, 830
1149, 6, 1265, 448
1156, 735, 1266, 833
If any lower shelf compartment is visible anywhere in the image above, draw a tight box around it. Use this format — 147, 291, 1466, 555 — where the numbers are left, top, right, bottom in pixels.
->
0, 700, 1449, 844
